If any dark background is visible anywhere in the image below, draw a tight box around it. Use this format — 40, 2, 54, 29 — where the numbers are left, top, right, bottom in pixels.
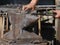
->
0, 0, 55, 5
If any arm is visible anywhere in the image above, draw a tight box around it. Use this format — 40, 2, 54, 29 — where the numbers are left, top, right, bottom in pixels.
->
30, 0, 38, 6
23, 0, 38, 11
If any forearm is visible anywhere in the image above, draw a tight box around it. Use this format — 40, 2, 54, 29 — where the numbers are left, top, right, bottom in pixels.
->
30, 0, 38, 5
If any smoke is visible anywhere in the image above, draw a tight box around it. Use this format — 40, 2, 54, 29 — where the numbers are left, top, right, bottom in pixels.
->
0, 5, 39, 38
6, 8, 40, 38
8, 9, 39, 29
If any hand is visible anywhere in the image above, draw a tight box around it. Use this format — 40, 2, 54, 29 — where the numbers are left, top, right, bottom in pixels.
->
22, 3, 35, 11
53, 10, 60, 18
22, 0, 38, 11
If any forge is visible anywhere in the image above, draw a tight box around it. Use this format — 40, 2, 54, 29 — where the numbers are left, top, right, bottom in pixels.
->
0, 0, 60, 45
